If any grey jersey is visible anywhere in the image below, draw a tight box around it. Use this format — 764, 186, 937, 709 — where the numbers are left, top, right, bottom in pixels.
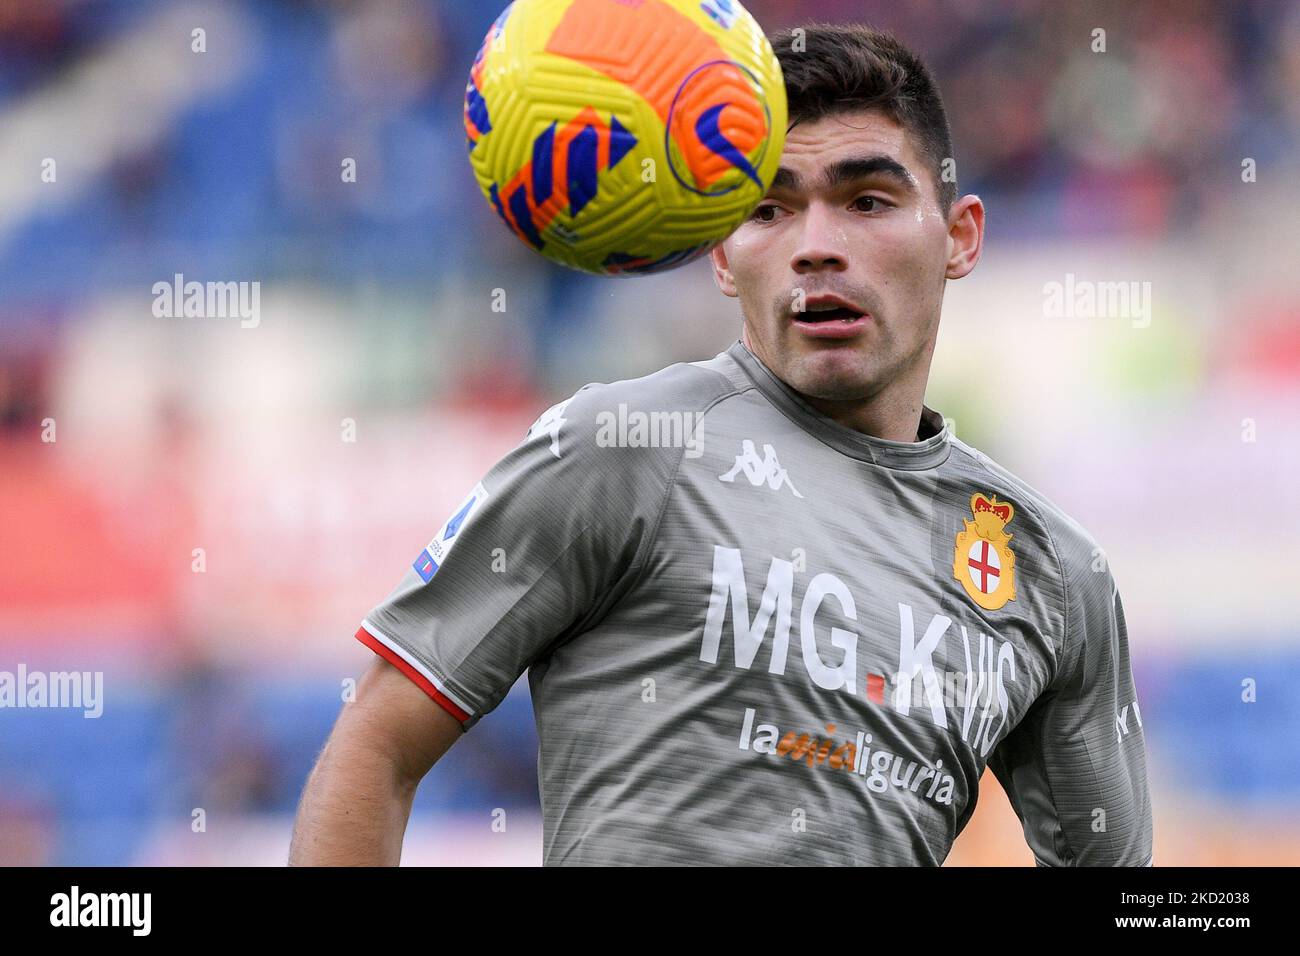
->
357, 340, 1153, 866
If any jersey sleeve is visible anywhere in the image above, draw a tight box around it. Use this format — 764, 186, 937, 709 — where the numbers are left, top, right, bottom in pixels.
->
987, 559, 1154, 866
356, 382, 680, 730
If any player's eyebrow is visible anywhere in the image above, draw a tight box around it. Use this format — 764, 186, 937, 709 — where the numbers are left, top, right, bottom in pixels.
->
769, 154, 920, 195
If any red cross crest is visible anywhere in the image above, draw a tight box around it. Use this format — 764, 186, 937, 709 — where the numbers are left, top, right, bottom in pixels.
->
953, 493, 1017, 610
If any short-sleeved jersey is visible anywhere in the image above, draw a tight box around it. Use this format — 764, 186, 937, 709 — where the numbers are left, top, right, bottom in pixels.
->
356, 340, 1153, 866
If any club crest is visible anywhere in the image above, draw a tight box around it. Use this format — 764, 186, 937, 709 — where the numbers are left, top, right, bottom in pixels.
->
953, 493, 1017, 611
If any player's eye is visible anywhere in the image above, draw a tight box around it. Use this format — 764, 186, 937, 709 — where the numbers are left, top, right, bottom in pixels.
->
852, 195, 889, 213
750, 203, 780, 223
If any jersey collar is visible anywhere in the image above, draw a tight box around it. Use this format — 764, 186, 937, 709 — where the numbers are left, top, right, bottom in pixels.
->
726, 340, 952, 471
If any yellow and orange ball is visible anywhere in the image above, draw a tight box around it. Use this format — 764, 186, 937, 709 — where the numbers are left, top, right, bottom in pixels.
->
463, 0, 786, 275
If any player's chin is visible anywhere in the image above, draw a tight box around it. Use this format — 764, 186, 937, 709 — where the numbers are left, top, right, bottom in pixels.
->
788, 349, 880, 401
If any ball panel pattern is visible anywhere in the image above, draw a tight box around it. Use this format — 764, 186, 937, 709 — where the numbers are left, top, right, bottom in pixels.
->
465, 0, 786, 275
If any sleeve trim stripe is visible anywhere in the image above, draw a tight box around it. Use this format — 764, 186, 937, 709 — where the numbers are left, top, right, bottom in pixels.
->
355, 622, 473, 723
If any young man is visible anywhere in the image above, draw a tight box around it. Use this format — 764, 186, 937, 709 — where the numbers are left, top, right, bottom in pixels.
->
291, 24, 1152, 867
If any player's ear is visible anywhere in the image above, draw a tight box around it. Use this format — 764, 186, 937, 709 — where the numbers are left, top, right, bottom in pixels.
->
945, 194, 984, 280
710, 240, 739, 297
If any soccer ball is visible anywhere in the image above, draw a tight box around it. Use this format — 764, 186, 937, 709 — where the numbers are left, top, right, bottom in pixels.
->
463, 0, 787, 276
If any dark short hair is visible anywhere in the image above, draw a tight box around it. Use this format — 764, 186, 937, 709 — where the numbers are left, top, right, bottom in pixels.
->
768, 23, 958, 214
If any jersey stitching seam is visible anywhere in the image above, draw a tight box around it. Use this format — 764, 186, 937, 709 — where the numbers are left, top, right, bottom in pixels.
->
378, 517, 604, 724
951, 443, 1070, 680
364, 619, 472, 719
1025, 695, 1073, 864
953, 441, 1076, 864
623, 383, 752, 594
517, 364, 734, 640
463, 521, 604, 712
744, 374, 952, 471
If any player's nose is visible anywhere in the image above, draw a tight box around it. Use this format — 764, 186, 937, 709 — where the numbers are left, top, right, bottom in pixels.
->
789, 201, 850, 274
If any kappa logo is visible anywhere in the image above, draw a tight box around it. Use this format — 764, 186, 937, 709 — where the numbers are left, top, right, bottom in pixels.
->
719, 439, 804, 498
527, 396, 574, 459
953, 492, 1017, 611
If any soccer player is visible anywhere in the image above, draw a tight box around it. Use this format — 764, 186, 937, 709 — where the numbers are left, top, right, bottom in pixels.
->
290, 24, 1153, 867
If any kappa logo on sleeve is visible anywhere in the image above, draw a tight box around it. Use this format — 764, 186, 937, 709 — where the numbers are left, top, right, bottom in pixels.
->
527, 396, 574, 459
412, 482, 491, 582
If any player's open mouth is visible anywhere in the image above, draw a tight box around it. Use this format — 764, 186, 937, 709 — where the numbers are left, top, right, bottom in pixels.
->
792, 303, 872, 338
797, 307, 863, 323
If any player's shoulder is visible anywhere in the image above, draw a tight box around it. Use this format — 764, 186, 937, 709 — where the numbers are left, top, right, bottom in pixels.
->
532, 351, 748, 434
520, 351, 746, 473
574, 350, 748, 412
946, 434, 1113, 593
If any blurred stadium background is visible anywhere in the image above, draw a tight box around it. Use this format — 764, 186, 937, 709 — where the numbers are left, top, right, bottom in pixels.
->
1, 0, 1298, 866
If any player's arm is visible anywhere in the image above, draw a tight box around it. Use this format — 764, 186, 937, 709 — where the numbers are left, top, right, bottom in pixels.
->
289, 655, 463, 866
290, 379, 689, 865
987, 563, 1153, 866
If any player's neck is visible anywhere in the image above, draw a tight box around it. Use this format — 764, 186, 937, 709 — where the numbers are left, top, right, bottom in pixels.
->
800, 386, 926, 444
740, 327, 930, 443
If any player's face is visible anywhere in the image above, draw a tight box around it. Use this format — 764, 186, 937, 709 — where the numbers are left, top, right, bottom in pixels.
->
711, 107, 977, 405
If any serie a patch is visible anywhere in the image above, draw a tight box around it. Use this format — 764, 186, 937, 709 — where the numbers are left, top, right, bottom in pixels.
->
412, 482, 490, 582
